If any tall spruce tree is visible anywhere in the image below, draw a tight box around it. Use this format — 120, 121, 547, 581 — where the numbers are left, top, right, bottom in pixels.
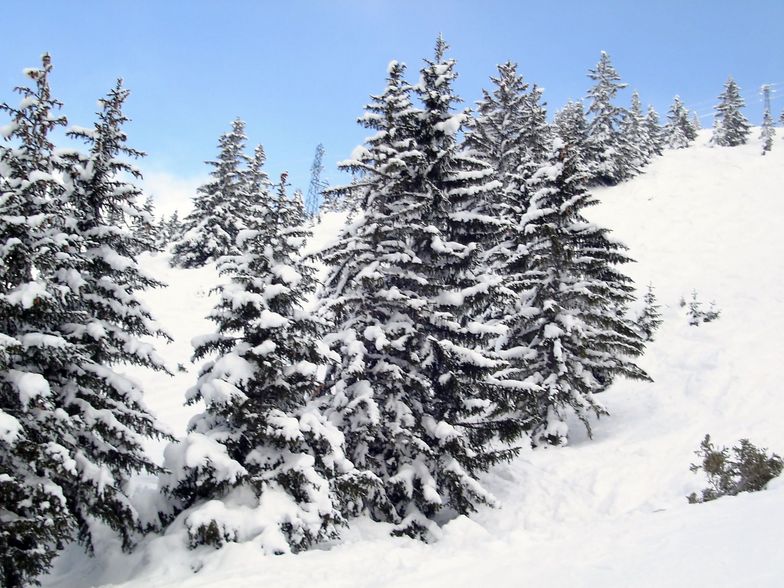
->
171, 119, 250, 268
320, 41, 520, 541
1, 58, 168, 587
415, 36, 523, 461
554, 101, 590, 166
665, 96, 696, 149
519, 83, 552, 181
616, 91, 649, 178
130, 193, 160, 254
509, 138, 649, 445
463, 61, 528, 222
305, 143, 327, 218
645, 105, 664, 156
0, 53, 77, 588
56, 77, 172, 551
585, 51, 627, 184
712, 77, 751, 147
161, 170, 349, 553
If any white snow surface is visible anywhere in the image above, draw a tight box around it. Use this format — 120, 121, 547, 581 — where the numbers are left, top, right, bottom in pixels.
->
44, 132, 784, 587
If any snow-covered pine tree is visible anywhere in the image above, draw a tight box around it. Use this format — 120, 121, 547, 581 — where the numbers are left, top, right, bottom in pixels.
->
413, 34, 522, 486
691, 112, 702, 131
320, 41, 519, 541
161, 168, 348, 554
58, 77, 172, 549
664, 96, 696, 149
554, 100, 590, 166
760, 85, 775, 154
171, 119, 249, 268
585, 51, 628, 184
511, 137, 649, 445
244, 144, 272, 205
519, 83, 552, 182
463, 61, 528, 222
711, 77, 751, 147
130, 193, 160, 254
0, 53, 78, 588
156, 214, 168, 248
319, 59, 433, 531
636, 283, 663, 342
616, 90, 649, 178
645, 105, 664, 156
2, 58, 168, 587
164, 210, 182, 244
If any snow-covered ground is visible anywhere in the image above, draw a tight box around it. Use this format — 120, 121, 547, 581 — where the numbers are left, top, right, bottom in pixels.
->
44, 131, 784, 587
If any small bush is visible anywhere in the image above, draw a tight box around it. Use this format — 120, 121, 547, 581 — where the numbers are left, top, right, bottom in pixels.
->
685, 290, 721, 326
687, 434, 783, 504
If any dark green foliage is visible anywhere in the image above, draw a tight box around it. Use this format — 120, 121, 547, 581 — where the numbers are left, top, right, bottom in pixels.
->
688, 435, 783, 503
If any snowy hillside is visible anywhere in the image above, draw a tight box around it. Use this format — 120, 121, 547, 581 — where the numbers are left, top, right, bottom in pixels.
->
45, 132, 784, 587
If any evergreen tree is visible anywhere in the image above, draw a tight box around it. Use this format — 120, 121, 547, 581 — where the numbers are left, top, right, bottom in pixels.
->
636, 283, 663, 342
664, 96, 696, 149
0, 52, 76, 588
645, 105, 664, 156
585, 51, 627, 184
130, 193, 160, 254
320, 42, 519, 541
161, 170, 349, 553
691, 112, 702, 131
244, 145, 272, 202
617, 91, 649, 176
519, 83, 552, 180
414, 35, 522, 467
509, 138, 649, 445
1, 58, 168, 587
760, 85, 775, 155
711, 77, 751, 146
171, 119, 249, 267
463, 61, 528, 221
57, 77, 172, 550
156, 214, 168, 248
554, 100, 590, 167
161, 210, 182, 245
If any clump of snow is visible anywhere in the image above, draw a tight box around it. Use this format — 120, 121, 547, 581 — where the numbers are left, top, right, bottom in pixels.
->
6, 369, 51, 407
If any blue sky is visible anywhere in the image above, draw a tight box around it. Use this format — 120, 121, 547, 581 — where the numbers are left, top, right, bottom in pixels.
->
1, 0, 782, 214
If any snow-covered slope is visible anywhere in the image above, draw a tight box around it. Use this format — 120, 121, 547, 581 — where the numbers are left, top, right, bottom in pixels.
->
44, 132, 784, 587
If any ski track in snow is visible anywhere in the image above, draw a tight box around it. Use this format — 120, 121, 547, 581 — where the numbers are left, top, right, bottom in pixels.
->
44, 131, 784, 587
